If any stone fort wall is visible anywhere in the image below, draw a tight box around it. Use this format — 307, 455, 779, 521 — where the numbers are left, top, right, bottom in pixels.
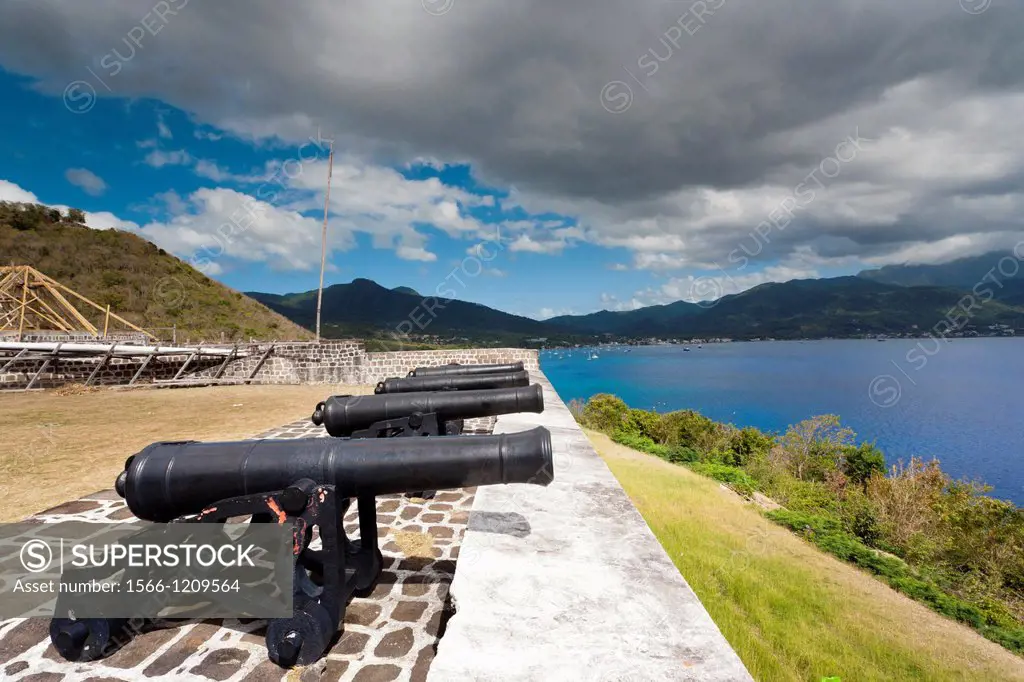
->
1, 341, 539, 389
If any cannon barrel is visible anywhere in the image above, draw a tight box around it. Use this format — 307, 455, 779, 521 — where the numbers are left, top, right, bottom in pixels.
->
116, 426, 553, 522
409, 361, 525, 377
312, 384, 543, 437
376, 370, 529, 394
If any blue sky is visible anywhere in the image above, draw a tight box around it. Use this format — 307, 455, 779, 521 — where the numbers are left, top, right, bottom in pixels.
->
0, 68, 863, 320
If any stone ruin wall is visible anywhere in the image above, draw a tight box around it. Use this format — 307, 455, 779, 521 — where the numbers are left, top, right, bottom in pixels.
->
0, 341, 539, 389
0, 354, 224, 389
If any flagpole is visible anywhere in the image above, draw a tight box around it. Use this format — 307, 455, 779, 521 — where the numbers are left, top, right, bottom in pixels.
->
315, 139, 334, 343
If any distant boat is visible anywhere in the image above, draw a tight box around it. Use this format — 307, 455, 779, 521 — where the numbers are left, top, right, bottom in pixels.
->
697, 345, 703, 349
589, 353, 599, 360
683, 347, 691, 352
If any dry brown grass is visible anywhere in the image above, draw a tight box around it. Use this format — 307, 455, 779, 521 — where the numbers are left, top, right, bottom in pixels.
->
588, 430, 1024, 681
0, 384, 373, 521
393, 530, 435, 558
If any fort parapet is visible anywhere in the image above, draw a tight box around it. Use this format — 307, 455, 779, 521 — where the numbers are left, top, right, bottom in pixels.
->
0, 340, 540, 389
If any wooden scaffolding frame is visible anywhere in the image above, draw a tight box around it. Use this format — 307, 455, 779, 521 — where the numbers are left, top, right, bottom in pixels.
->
0, 266, 156, 341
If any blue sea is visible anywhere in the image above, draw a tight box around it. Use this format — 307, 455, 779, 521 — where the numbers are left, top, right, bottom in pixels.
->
541, 338, 1024, 504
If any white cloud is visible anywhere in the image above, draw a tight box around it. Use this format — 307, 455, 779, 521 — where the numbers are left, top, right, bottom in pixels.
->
395, 244, 436, 262
0, 179, 39, 203
194, 128, 223, 141
193, 159, 235, 182
157, 118, 172, 140
136, 187, 349, 272
64, 168, 107, 196
144, 149, 192, 168
507, 234, 567, 254
630, 263, 822, 307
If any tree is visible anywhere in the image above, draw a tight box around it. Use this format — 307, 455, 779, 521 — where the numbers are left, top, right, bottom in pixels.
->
779, 414, 855, 481
842, 442, 886, 490
581, 394, 629, 432
66, 207, 86, 223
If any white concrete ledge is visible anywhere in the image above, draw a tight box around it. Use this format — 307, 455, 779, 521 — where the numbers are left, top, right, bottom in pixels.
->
429, 371, 753, 681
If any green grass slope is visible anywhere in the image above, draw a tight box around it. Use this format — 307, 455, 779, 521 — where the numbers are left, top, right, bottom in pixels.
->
588, 430, 1024, 682
0, 202, 313, 342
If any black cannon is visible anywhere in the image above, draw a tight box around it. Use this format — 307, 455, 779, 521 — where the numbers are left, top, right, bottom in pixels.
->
52, 427, 553, 669
312, 384, 543, 438
408, 360, 525, 377
375, 369, 529, 395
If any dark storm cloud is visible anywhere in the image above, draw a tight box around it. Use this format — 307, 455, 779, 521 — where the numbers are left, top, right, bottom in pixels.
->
2, 0, 1024, 276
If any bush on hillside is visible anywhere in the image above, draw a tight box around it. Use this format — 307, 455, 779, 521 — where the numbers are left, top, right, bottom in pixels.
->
659, 409, 724, 453
778, 415, 856, 481
622, 408, 663, 441
690, 462, 757, 497
580, 393, 629, 432
730, 426, 775, 465
842, 442, 886, 489
611, 429, 669, 457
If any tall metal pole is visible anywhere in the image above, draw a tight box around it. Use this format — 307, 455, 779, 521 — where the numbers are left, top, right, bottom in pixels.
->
315, 139, 335, 343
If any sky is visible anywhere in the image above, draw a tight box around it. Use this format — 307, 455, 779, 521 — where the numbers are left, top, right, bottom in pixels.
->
1, 0, 1023, 320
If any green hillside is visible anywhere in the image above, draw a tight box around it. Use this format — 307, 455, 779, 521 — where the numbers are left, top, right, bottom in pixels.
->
0, 201, 313, 342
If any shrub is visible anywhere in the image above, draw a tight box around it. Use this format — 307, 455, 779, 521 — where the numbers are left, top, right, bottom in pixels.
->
778, 415, 856, 481
611, 429, 668, 457
659, 409, 720, 450
622, 408, 662, 440
690, 462, 757, 497
580, 394, 629, 432
66, 207, 86, 223
666, 444, 699, 464
842, 442, 886, 489
730, 426, 775, 464
867, 457, 946, 550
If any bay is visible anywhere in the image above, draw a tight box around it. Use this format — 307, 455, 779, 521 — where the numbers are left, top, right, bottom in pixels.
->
541, 338, 1024, 504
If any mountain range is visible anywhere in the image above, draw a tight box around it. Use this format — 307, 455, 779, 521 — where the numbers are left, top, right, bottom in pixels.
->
250, 251, 1024, 343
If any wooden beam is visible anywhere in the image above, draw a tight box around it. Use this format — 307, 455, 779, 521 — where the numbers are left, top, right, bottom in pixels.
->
85, 342, 118, 386
25, 342, 62, 390
213, 344, 238, 379
0, 348, 28, 373
35, 268, 153, 339
129, 348, 157, 386
245, 343, 275, 383
17, 267, 28, 341
38, 276, 99, 335
172, 345, 202, 381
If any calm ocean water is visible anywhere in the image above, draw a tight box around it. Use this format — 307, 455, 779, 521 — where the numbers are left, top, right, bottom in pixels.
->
541, 338, 1024, 504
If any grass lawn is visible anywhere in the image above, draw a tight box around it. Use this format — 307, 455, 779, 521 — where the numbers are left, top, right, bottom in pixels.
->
587, 429, 1024, 682
0, 384, 372, 521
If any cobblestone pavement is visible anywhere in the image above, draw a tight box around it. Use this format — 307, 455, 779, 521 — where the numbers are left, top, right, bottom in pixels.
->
0, 416, 497, 682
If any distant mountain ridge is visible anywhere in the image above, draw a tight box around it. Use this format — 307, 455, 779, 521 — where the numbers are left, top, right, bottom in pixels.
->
857, 250, 1024, 307
247, 278, 564, 343
252, 270, 1024, 343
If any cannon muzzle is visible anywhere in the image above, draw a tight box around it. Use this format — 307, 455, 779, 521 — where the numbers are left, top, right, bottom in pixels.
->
312, 384, 543, 437
117, 426, 553, 522
376, 370, 529, 394
409, 361, 525, 377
